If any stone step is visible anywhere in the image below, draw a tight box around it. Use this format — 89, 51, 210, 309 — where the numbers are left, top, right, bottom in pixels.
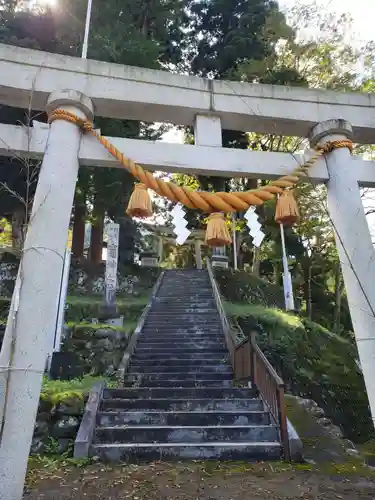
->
145, 313, 219, 318
137, 338, 225, 345
145, 317, 219, 322
134, 347, 228, 355
141, 327, 224, 334
156, 289, 212, 293
140, 327, 223, 333
146, 315, 219, 320
125, 370, 233, 384
144, 319, 221, 325
138, 334, 225, 342
92, 442, 281, 462
154, 300, 215, 306
97, 410, 271, 427
149, 304, 219, 317
142, 323, 221, 328
135, 341, 226, 350
130, 356, 231, 370
103, 387, 257, 400
94, 425, 279, 444
123, 378, 232, 389
156, 296, 214, 301
100, 398, 263, 412
147, 309, 218, 314
131, 353, 229, 361
130, 357, 229, 367
144, 321, 221, 326
129, 364, 232, 374
157, 289, 212, 293
151, 302, 216, 307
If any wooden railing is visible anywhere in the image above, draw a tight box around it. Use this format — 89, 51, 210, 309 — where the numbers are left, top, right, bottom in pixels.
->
207, 259, 290, 460
245, 332, 290, 461
207, 259, 236, 368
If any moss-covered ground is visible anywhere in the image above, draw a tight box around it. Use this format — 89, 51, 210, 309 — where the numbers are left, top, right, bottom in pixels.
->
24, 459, 375, 499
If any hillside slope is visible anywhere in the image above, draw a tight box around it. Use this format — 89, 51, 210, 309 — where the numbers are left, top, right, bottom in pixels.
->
215, 269, 372, 444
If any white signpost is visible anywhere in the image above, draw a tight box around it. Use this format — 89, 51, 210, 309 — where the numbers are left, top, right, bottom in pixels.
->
279, 222, 295, 311
105, 223, 120, 311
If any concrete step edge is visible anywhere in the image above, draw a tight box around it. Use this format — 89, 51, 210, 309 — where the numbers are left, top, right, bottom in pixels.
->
97, 424, 276, 430
93, 441, 281, 448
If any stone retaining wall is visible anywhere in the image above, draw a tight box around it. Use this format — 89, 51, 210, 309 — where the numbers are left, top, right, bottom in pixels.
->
32, 394, 86, 455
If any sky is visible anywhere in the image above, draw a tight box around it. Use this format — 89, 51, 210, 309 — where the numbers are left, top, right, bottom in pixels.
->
279, 0, 372, 42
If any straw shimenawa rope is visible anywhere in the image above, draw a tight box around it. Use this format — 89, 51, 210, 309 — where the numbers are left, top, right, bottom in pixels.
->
48, 110, 353, 213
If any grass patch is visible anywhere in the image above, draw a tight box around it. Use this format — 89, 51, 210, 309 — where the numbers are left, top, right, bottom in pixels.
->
65, 295, 148, 323
66, 295, 149, 307
40, 375, 118, 405
66, 320, 137, 333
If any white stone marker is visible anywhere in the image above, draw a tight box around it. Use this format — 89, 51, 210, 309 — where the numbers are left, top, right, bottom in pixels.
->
105, 222, 120, 311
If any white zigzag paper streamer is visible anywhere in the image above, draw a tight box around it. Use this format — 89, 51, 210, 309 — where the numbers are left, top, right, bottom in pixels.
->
245, 207, 265, 248
171, 204, 191, 245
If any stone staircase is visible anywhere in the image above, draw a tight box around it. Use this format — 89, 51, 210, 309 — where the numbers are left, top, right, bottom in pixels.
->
91, 269, 282, 461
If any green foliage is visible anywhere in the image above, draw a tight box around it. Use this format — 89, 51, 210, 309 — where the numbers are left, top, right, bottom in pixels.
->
0, 296, 9, 321
215, 268, 286, 309
189, 0, 291, 78
0, 218, 11, 246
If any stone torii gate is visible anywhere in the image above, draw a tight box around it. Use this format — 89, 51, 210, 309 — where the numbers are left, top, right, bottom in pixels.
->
1, 43, 375, 498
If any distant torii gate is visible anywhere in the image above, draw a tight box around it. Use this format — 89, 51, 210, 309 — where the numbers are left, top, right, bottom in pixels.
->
1, 43, 375, 499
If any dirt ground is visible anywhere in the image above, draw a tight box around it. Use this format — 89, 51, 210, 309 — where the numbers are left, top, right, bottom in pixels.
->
24, 461, 375, 500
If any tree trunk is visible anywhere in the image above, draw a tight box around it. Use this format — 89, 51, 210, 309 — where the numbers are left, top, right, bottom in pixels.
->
252, 246, 261, 276
11, 207, 24, 251
90, 217, 104, 264
301, 258, 313, 319
72, 201, 85, 259
236, 231, 242, 270
273, 262, 281, 286
90, 193, 104, 264
333, 261, 343, 333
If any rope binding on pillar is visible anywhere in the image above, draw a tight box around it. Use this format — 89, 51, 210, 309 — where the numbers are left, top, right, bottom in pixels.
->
48, 110, 353, 245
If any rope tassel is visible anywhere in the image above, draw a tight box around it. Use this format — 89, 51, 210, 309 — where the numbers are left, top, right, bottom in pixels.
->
205, 213, 232, 247
275, 190, 299, 226
127, 183, 153, 218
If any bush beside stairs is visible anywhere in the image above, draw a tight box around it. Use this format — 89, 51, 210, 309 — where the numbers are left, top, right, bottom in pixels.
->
90, 269, 283, 461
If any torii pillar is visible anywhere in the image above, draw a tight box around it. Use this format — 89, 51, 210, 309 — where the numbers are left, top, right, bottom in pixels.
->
0, 90, 94, 500
309, 119, 375, 428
